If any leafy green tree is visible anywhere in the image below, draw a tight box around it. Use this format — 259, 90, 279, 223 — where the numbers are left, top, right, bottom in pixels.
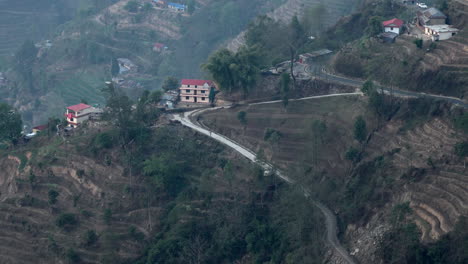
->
208, 87, 217, 104
111, 57, 120, 77
288, 15, 306, 87
454, 113, 468, 133
237, 111, 247, 125
0, 103, 22, 144
56, 213, 78, 230
124, 1, 138, 12
48, 189, 59, 205
354, 116, 367, 143
66, 248, 81, 263
162, 77, 179, 91
454, 142, 468, 158
361, 80, 375, 96
366, 16, 384, 37
84, 230, 98, 246
143, 154, 187, 196
345, 147, 360, 163
103, 209, 112, 225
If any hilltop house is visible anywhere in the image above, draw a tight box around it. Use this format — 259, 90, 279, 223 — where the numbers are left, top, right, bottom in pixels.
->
65, 103, 102, 127
382, 18, 404, 34
179, 79, 214, 104
153, 42, 165, 52
154, 0, 167, 7
168, 2, 186, 12
417, 7, 447, 26
117, 58, 137, 74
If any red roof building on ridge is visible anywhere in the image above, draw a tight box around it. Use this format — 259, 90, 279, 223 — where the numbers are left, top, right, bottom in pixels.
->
382, 18, 404, 28
67, 103, 92, 112
181, 79, 213, 86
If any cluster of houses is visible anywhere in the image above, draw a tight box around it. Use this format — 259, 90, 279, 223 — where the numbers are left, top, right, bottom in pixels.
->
379, 4, 458, 43
153, 0, 188, 12
28, 79, 215, 133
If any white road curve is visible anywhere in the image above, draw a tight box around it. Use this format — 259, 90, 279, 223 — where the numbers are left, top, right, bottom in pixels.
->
172, 94, 359, 264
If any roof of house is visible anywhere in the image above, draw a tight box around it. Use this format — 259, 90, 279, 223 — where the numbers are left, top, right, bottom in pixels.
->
383, 18, 404, 27
426, 24, 459, 33
154, 43, 165, 48
181, 79, 213, 86
33, 124, 48, 131
423, 8, 447, 19
67, 103, 92, 112
168, 2, 186, 9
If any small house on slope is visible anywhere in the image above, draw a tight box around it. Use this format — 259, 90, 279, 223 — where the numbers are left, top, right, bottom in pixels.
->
417, 8, 447, 26
65, 103, 102, 127
168, 2, 186, 12
382, 18, 404, 35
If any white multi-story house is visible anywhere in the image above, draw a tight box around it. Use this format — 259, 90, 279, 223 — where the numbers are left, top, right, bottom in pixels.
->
179, 79, 215, 104
65, 103, 102, 127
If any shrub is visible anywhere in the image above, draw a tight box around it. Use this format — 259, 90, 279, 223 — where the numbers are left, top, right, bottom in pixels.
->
103, 208, 112, 225
237, 111, 247, 125
56, 213, 78, 230
264, 128, 282, 143
454, 142, 468, 157
48, 189, 59, 205
84, 230, 98, 246
454, 113, 468, 133
354, 116, 367, 143
66, 248, 81, 263
124, 1, 138, 12
413, 39, 423, 49
94, 132, 114, 149
345, 147, 361, 163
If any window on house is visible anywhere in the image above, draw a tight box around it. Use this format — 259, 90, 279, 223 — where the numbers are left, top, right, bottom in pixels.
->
195, 85, 198, 88
201, 90, 205, 93
70, 118, 74, 121
391, 27, 394, 30
186, 90, 190, 93
187, 85, 190, 87
186, 96, 189, 100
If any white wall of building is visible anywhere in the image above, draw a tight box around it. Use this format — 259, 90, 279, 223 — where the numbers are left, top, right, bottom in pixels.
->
384, 26, 400, 34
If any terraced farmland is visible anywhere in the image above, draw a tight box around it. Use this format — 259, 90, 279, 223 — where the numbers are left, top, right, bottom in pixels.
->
366, 118, 468, 241
0, 0, 61, 57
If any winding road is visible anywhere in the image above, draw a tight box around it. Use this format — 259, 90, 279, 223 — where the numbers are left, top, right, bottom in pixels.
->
304, 64, 468, 109
173, 94, 359, 264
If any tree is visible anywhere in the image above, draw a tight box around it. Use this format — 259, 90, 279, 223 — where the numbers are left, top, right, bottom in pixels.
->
345, 147, 360, 163
280, 73, 291, 108
103, 208, 112, 225
143, 154, 187, 196
413, 39, 423, 49
354, 116, 367, 143
84, 230, 98, 246
208, 87, 217, 104
237, 111, 247, 125
366, 16, 384, 37
361, 80, 375, 96
162, 77, 179, 91
48, 189, 59, 205
66, 248, 81, 263
56, 213, 78, 231
187, 0, 195, 15
111, 57, 120, 77
288, 15, 306, 88
0, 103, 22, 144
124, 1, 138, 12
454, 142, 468, 158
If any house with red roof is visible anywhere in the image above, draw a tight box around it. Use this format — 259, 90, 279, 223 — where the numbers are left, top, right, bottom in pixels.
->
32, 124, 48, 133
64, 103, 102, 127
153, 43, 165, 52
179, 79, 215, 104
382, 18, 404, 35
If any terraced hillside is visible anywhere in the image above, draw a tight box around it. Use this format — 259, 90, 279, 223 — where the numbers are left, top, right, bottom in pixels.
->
0, 0, 70, 57
227, 0, 361, 51
366, 118, 468, 242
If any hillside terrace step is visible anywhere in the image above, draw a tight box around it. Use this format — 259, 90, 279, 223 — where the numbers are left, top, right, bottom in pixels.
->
412, 183, 465, 215
411, 203, 444, 239
439, 171, 468, 185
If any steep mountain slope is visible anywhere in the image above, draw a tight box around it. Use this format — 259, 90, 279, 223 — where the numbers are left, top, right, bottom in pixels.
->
200, 94, 468, 264
227, 0, 362, 51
